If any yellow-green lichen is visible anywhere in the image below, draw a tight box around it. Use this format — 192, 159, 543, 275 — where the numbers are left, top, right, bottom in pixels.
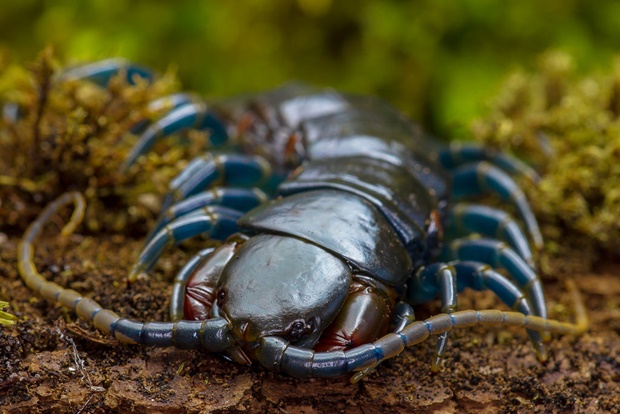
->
0, 301, 17, 326
472, 51, 620, 264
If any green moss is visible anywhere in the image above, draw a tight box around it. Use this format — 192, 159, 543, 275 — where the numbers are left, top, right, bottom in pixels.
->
0, 49, 201, 236
472, 51, 620, 263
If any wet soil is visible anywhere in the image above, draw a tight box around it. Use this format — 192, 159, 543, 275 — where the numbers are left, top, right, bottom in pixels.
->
0, 229, 619, 413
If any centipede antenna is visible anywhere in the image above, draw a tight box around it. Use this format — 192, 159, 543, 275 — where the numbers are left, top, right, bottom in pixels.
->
18, 192, 236, 353
257, 280, 588, 379
19, 192, 86, 293
564, 279, 588, 333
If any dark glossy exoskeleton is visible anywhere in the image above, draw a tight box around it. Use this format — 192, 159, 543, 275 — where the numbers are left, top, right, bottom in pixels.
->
19, 61, 587, 381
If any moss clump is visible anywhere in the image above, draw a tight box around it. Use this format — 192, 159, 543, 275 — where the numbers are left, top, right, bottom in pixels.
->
472, 51, 620, 266
0, 49, 205, 237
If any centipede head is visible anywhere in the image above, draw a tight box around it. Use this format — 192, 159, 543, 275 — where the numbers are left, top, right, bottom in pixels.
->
212, 234, 352, 360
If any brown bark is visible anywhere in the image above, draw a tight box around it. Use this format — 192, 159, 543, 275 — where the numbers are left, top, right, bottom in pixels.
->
1, 234, 618, 413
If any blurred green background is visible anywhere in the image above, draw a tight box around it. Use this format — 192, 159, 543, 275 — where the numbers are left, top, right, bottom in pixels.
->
1, 0, 619, 136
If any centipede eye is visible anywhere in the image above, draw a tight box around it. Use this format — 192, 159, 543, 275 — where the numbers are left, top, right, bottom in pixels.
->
286, 318, 317, 341
216, 289, 226, 307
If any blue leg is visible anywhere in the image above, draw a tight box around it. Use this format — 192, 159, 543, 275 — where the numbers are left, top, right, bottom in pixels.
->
170, 247, 215, 321
160, 154, 272, 212
451, 161, 542, 250
393, 301, 416, 333
444, 237, 547, 322
6, 59, 154, 124
58, 58, 154, 86
406, 260, 548, 367
147, 187, 267, 244
450, 261, 547, 361
439, 142, 540, 183
128, 206, 242, 282
407, 263, 457, 371
449, 203, 534, 268
146, 93, 202, 116
130, 93, 202, 135
120, 102, 229, 172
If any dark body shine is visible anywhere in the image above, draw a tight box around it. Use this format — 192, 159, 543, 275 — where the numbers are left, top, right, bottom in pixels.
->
220, 85, 451, 282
